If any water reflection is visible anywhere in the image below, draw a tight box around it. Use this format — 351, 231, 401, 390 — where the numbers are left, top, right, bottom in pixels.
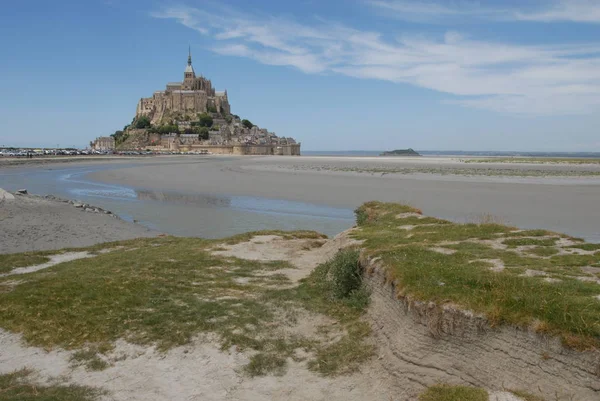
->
134, 189, 353, 221
136, 190, 231, 208
0, 164, 355, 238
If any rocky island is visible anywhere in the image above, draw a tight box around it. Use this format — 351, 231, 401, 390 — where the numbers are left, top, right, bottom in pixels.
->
380, 148, 421, 156
91, 49, 300, 155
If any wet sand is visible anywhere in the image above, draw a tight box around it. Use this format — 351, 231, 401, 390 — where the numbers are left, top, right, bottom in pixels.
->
0, 193, 158, 254
86, 155, 600, 242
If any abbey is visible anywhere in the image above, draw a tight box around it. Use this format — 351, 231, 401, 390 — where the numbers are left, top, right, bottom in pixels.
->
136, 49, 231, 125
92, 50, 301, 155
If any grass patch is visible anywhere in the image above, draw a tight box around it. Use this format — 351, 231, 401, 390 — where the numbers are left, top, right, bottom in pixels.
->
353, 201, 600, 350
0, 369, 102, 401
70, 346, 111, 371
418, 384, 488, 401
0, 253, 53, 274
503, 238, 558, 248
0, 233, 372, 377
325, 249, 363, 299
525, 247, 560, 257
223, 230, 327, 245
568, 243, 600, 251
244, 352, 287, 376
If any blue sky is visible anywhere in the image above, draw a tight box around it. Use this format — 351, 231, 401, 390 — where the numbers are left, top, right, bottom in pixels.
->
1, 0, 600, 151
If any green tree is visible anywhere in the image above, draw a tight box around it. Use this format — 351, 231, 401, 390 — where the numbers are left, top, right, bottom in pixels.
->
157, 124, 179, 134
195, 126, 210, 140
110, 130, 129, 146
134, 116, 152, 129
224, 115, 232, 124
197, 113, 213, 127
242, 119, 254, 129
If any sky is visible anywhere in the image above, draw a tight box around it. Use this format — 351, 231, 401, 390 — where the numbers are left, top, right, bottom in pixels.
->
1, 0, 600, 151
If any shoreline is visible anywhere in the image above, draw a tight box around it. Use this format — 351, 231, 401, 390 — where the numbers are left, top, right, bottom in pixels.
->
3, 155, 600, 243
85, 156, 600, 242
0, 190, 159, 254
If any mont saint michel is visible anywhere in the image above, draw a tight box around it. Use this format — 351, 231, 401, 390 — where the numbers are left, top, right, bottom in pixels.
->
92, 50, 301, 155
4, 2, 600, 400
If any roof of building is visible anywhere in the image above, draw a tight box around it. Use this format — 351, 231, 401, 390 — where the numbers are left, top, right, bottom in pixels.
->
167, 82, 182, 87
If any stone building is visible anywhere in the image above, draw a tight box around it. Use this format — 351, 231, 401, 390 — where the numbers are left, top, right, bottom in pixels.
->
136, 49, 231, 125
91, 136, 115, 151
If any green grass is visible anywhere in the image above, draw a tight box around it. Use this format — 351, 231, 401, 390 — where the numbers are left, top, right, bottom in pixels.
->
222, 230, 327, 245
568, 243, 600, 251
503, 238, 558, 248
70, 346, 112, 371
418, 384, 489, 401
0, 253, 52, 274
525, 247, 560, 257
353, 201, 600, 350
0, 233, 371, 377
0, 370, 102, 401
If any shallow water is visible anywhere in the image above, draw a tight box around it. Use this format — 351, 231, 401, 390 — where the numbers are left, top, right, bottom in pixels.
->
0, 163, 354, 238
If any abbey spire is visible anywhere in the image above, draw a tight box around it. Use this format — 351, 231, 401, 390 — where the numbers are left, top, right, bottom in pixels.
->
185, 46, 195, 76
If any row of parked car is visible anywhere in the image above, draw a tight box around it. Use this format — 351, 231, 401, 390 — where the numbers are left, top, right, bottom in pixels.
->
0, 149, 212, 157
0, 149, 115, 157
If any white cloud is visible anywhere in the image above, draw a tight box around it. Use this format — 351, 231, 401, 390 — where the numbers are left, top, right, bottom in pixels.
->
517, 0, 600, 23
369, 0, 600, 23
367, 0, 509, 22
152, 5, 600, 115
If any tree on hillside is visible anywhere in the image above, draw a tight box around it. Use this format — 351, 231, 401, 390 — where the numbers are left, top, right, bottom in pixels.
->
197, 113, 213, 127
195, 126, 210, 140
134, 116, 152, 129
111, 130, 129, 146
242, 119, 254, 129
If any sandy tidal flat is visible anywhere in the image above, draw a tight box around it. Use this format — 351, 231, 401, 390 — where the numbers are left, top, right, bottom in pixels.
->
88, 155, 600, 242
0, 193, 157, 254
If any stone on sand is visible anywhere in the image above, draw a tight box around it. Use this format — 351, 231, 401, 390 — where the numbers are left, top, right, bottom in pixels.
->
0, 188, 15, 201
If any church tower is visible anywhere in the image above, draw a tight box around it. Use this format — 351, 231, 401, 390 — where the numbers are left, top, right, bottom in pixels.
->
183, 46, 196, 89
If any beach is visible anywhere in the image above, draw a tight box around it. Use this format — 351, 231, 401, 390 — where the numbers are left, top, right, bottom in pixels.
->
0, 192, 157, 254
85, 155, 600, 242
2, 155, 600, 400
2, 154, 599, 247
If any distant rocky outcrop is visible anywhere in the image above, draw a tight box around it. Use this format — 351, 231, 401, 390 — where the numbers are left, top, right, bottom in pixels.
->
380, 148, 421, 156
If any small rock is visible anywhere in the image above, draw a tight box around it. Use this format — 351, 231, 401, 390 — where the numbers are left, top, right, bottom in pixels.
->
0, 188, 15, 201
103, 210, 112, 215
84, 208, 94, 212
16, 189, 27, 195
73, 203, 84, 208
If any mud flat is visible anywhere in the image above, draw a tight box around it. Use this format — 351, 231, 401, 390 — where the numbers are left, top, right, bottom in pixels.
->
0, 190, 157, 254
88, 155, 600, 242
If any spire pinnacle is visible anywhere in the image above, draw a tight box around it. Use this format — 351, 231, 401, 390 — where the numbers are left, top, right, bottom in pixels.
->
188, 46, 192, 66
